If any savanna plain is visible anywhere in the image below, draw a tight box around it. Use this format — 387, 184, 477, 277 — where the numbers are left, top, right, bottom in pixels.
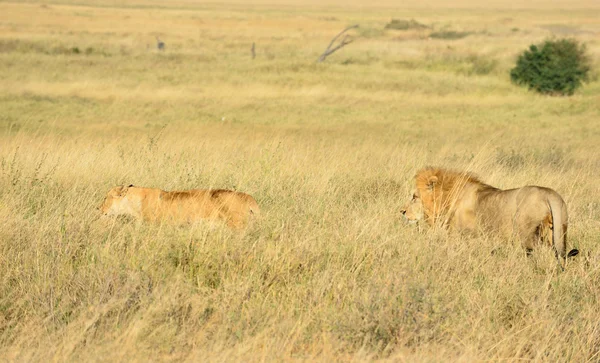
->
1, 0, 600, 361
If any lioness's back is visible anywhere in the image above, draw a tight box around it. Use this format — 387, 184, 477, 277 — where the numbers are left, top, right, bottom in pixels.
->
101, 185, 259, 228
169, 188, 259, 227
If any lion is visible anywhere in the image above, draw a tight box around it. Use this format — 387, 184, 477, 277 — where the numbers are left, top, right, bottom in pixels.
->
99, 185, 260, 229
401, 167, 579, 266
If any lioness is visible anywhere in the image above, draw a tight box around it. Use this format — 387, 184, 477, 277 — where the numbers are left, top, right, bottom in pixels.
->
401, 168, 578, 266
99, 185, 260, 229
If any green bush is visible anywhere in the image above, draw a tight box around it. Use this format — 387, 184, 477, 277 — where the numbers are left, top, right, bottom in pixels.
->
510, 39, 591, 96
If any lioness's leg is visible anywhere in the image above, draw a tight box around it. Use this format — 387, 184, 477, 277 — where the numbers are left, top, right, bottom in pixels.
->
225, 214, 247, 229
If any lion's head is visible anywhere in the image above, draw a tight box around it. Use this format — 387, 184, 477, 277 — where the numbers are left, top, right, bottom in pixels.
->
99, 185, 135, 216
403, 168, 482, 226
400, 190, 424, 224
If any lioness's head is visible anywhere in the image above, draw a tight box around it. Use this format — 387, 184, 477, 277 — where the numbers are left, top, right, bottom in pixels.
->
400, 190, 424, 224
99, 185, 134, 216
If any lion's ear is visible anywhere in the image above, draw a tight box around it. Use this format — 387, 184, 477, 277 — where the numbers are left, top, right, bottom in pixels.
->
427, 176, 438, 190
128, 184, 134, 188
117, 185, 130, 196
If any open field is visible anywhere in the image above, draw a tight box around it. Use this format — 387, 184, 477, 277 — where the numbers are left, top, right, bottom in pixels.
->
1, 0, 600, 360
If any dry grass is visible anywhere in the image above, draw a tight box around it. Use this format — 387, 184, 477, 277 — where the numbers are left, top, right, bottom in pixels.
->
1, 0, 600, 361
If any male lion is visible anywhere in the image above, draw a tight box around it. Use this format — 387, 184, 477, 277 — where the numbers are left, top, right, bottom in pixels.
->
401, 168, 578, 266
99, 185, 260, 229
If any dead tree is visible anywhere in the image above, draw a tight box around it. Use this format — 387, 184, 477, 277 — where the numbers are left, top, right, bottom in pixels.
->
317, 24, 359, 63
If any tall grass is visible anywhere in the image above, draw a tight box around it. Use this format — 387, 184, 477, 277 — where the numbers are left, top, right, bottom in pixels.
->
1, 0, 600, 360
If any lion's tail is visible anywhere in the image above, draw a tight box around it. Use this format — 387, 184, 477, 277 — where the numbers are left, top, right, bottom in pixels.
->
547, 195, 568, 263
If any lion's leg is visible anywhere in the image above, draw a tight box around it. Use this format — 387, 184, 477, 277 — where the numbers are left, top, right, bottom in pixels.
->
543, 213, 553, 246
219, 208, 247, 229
516, 221, 542, 257
453, 210, 477, 234
225, 216, 246, 229
534, 213, 554, 248
527, 213, 568, 270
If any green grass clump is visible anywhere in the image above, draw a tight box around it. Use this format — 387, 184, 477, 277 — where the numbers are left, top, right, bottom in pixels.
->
429, 31, 472, 40
384, 19, 429, 30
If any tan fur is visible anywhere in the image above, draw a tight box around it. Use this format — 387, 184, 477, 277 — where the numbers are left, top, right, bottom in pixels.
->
401, 167, 571, 265
99, 185, 260, 229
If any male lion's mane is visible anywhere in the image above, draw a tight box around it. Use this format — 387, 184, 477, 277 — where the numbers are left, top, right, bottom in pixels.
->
415, 167, 494, 225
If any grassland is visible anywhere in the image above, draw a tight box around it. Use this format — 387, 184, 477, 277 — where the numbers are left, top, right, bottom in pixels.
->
1, 0, 600, 361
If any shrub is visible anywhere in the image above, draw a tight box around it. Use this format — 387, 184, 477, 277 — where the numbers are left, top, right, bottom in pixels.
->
510, 38, 591, 96
384, 19, 428, 31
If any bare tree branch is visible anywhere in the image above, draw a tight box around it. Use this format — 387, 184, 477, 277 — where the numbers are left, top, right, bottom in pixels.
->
322, 38, 353, 58
317, 24, 359, 63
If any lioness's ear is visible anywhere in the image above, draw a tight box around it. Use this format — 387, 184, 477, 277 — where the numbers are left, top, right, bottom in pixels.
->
117, 185, 130, 197
427, 176, 438, 190
128, 184, 134, 188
